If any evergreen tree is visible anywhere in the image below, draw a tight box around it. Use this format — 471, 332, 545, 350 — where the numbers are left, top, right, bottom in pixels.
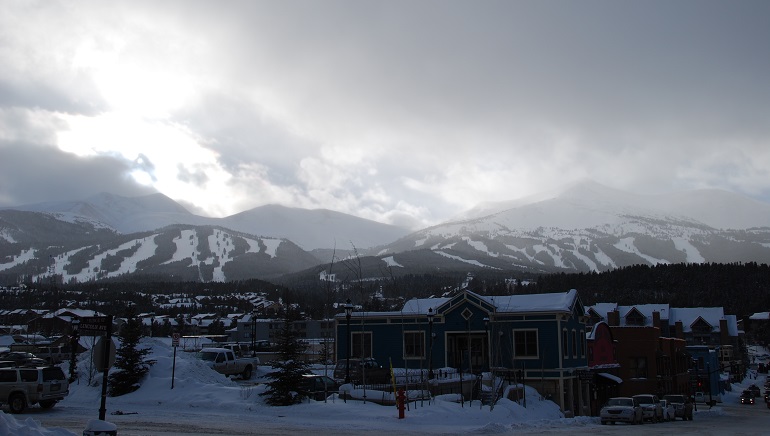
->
108, 307, 155, 396
260, 308, 309, 406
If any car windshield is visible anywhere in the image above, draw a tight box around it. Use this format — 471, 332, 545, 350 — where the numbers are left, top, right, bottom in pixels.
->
607, 398, 633, 407
635, 396, 654, 404
197, 351, 219, 361
663, 395, 683, 403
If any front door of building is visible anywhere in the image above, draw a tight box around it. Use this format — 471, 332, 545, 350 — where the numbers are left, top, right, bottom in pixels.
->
446, 333, 488, 372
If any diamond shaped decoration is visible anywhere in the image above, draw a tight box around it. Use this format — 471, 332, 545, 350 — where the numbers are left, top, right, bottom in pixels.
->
461, 308, 474, 321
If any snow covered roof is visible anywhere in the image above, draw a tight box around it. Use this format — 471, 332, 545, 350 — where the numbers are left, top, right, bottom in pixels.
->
398, 289, 580, 316
586, 303, 617, 319
482, 289, 579, 314
749, 312, 770, 320
618, 304, 669, 320
401, 297, 451, 315
669, 307, 729, 332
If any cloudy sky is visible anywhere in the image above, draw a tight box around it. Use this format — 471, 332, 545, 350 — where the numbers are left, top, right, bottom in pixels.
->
1, 0, 768, 230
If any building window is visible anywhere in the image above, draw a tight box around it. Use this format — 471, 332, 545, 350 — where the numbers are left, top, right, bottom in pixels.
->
403, 331, 425, 359
562, 329, 568, 358
351, 332, 373, 358
513, 329, 538, 358
629, 356, 648, 378
580, 330, 586, 357
572, 330, 577, 358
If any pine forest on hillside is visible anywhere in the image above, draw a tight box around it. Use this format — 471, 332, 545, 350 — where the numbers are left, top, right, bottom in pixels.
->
2, 263, 770, 324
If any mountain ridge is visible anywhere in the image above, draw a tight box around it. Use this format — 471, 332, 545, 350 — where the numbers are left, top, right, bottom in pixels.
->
2, 181, 770, 284
4, 193, 410, 251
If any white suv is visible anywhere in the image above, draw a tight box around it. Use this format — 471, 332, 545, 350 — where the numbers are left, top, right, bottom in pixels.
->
0, 366, 69, 413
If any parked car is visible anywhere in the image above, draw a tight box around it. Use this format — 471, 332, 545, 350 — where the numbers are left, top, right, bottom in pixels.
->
740, 390, 755, 405
662, 394, 693, 420
600, 397, 643, 425
333, 358, 391, 384
748, 384, 761, 397
195, 347, 259, 379
0, 366, 69, 413
298, 374, 339, 401
0, 351, 48, 367
633, 394, 663, 423
659, 399, 676, 421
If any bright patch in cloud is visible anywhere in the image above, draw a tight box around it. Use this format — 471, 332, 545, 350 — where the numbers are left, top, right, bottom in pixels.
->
56, 113, 240, 217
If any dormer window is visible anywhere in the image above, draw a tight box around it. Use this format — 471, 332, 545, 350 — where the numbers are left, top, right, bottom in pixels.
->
625, 308, 646, 326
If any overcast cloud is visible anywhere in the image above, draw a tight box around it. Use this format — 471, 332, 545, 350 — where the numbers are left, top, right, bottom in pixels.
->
1, 0, 768, 229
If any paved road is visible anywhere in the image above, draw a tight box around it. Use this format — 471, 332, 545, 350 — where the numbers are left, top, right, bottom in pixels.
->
22, 398, 770, 436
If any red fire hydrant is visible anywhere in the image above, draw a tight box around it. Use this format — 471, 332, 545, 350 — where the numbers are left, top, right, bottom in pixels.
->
397, 389, 406, 419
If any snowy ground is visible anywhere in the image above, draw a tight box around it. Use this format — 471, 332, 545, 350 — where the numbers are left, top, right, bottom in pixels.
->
2, 338, 768, 435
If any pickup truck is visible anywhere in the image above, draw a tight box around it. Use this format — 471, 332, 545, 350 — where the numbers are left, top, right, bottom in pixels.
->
196, 347, 259, 379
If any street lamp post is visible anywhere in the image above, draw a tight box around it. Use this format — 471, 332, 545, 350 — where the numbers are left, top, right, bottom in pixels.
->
251, 309, 257, 356
427, 308, 435, 379
69, 318, 80, 383
344, 299, 353, 384
483, 317, 489, 372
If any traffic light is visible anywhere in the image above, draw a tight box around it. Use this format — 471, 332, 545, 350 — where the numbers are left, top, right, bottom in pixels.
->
697, 377, 703, 388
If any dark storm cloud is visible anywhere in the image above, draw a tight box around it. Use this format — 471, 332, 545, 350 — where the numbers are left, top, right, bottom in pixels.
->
0, 141, 154, 207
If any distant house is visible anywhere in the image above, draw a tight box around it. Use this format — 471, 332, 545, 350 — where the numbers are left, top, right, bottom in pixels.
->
587, 303, 745, 388
585, 321, 620, 415
335, 289, 590, 414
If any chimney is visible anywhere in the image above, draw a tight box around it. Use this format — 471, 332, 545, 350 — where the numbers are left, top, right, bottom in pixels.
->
720, 319, 729, 345
653, 311, 661, 329
675, 321, 684, 340
608, 309, 620, 327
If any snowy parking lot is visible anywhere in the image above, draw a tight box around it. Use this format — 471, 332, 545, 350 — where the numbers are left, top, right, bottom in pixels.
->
4, 339, 770, 435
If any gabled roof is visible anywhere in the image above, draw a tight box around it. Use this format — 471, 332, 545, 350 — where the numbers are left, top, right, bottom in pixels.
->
690, 316, 713, 329
620, 304, 670, 320
669, 307, 728, 333
586, 303, 617, 319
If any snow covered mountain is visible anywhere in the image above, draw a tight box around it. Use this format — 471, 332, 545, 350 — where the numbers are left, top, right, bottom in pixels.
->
3, 181, 770, 283
0, 210, 320, 282
5, 193, 410, 250
373, 180, 770, 274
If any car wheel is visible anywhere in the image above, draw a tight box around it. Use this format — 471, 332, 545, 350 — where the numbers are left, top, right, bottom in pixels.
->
242, 365, 252, 380
39, 400, 57, 409
9, 393, 27, 414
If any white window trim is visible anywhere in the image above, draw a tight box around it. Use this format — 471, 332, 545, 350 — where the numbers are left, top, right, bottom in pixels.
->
403, 330, 426, 360
512, 328, 539, 360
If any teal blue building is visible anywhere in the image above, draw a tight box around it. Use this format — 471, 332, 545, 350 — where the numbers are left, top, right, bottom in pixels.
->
336, 288, 590, 414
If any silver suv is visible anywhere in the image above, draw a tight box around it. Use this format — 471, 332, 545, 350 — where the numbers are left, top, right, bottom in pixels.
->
0, 366, 69, 413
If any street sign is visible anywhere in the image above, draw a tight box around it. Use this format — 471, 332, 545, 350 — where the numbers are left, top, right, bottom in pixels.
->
172, 333, 180, 347
93, 336, 116, 372
79, 316, 111, 335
